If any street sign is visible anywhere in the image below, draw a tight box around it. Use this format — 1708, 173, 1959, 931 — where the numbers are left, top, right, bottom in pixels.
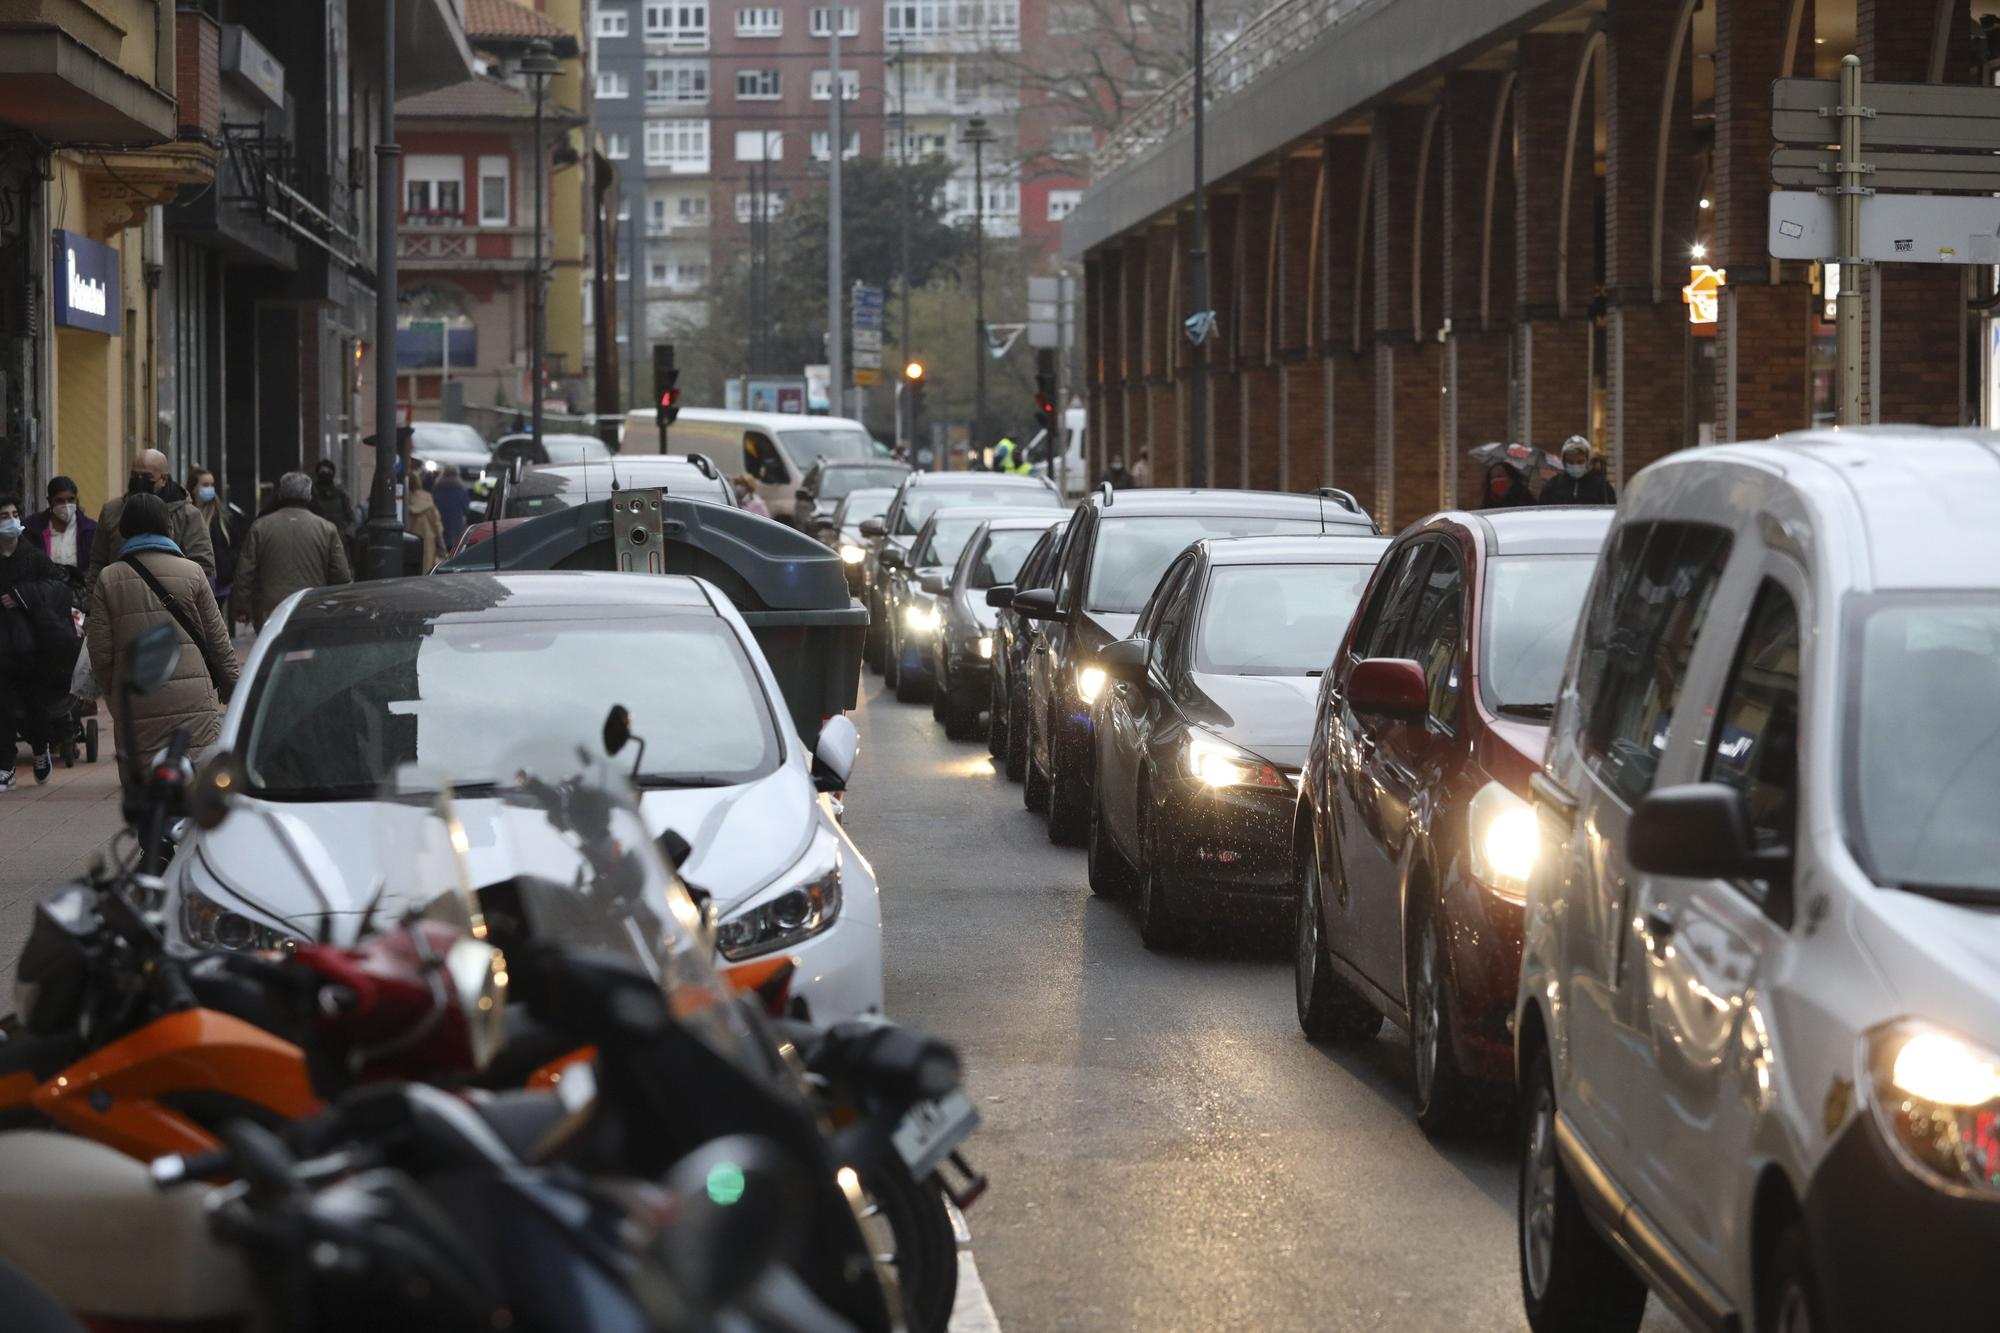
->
853, 348, 883, 370
1768, 189, 2000, 264
1770, 145, 2000, 193
851, 283, 884, 331
1772, 77, 2000, 151
985, 323, 1025, 358
853, 327, 882, 352
854, 367, 882, 386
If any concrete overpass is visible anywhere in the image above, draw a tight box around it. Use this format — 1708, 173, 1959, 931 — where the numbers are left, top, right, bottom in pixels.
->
1062, 0, 1991, 530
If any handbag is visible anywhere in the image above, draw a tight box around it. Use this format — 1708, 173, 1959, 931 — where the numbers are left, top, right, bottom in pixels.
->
119, 553, 232, 700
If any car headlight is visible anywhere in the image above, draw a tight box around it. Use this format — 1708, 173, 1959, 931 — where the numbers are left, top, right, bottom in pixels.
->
1075, 664, 1106, 704
839, 543, 866, 564
905, 602, 941, 632
715, 833, 844, 962
1865, 1022, 2000, 1198
182, 883, 293, 952
1466, 780, 1538, 900
1185, 730, 1283, 789
977, 635, 993, 660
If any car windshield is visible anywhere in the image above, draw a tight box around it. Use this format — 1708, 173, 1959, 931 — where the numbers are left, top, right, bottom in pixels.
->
781, 428, 876, 465
1192, 563, 1375, 675
1479, 554, 1598, 718
1085, 515, 1323, 614
901, 484, 1057, 534
819, 465, 907, 499
913, 513, 993, 569
537, 434, 612, 463
1844, 595, 2000, 897
240, 613, 781, 799
413, 423, 490, 457
836, 489, 893, 533
969, 528, 1048, 589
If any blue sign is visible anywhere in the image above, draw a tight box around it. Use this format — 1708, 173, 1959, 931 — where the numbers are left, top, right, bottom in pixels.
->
851, 283, 884, 331
52, 230, 119, 336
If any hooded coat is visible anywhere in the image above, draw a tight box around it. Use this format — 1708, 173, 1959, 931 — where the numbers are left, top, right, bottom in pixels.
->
85, 547, 238, 762
1538, 468, 1616, 506
235, 499, 353, 626
87, 494, 217, 584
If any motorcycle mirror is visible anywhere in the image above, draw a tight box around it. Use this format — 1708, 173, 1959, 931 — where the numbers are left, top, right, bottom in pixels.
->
128, 623, 181, 696
188, 750, 249, 832
658, 828, 693, 869
603, 704, 633, 756
657, 1135, 808, 1313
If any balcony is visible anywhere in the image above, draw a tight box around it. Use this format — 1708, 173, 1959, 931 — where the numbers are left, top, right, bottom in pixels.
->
884, 27, 1019, 56
398, 222, 538, 270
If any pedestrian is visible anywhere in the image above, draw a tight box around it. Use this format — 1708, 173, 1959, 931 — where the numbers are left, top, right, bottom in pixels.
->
85, 492, 237, 799
87, 448, 216, 586
1105, 457, 1133, 489
1130, 448, 1152, 488
311, 457, 356, 532
233, 472, 353, 631
1480, 461, 1534, 509
0, 495, 75, 788
23, 475, 95, 593
1538, 435, 1617, 506
432, 467, 470, 554
189, 468, 250, 622
734, 473, 771, 516
992, 437, 1030, 475
401, 445, 446, 573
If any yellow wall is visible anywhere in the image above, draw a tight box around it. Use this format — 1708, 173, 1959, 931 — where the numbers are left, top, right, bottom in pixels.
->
0, 0, 166, 86
542, 0, 587, 394
47, 153, 144, 515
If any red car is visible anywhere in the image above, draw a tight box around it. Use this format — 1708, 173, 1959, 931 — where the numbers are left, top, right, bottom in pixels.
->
1292, 506, 1613, 1133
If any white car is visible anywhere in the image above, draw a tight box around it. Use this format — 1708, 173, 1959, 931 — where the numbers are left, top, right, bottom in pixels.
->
1514, 428, 2000, 1333
166, 571, 884, 1021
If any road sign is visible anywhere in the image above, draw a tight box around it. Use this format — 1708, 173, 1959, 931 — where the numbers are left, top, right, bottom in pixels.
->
1770, 145, 2000, 193
1772, 77, 2000, 151
1769, 189, 2000, 264
853, 327, 882, 352
986, 323, 1025, 358
853, 348, 883, 370
851, 283, 884, 331
854, 367, 882, 386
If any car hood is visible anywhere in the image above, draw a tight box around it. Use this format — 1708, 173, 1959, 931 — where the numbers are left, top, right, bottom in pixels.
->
1853, 886, 2000, 1037
1182, 672, 1318, 769
190, 769, 819, 941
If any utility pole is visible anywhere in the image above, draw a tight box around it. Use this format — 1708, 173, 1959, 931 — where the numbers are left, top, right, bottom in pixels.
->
365, 0, 405, 579
524, 39, 561, 447
625, 205, 640, 408
965, 114, 995, 454
591, 148, 616, 447
1836, 53, 1864, 427
895, 39, 911, 450
828, 14, 845, 415
1187, 0, 1210, 486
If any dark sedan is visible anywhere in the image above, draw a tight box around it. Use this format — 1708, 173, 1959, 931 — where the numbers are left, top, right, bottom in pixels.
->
988, 515, 1070, 778
796, 460, 911, 536
1089, 534, 1389, 947
880, 505, 1032, 702
928, 514, 1064, 739
1294, 506, 1612, 1134
826, 486, 896, 596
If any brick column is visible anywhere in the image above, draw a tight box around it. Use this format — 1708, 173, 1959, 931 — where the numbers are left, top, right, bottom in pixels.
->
1861, 0, 1972, 426
1322, 135, 1377, 513
1714, 0, 1814, 442
1373, 106, 1440, 530
1442, 72, 1511, 510
1276, 154, 1319, 489
1237, 177, 1280, 488
1513, 33, 1596, 454
1206, 192, 1242, 487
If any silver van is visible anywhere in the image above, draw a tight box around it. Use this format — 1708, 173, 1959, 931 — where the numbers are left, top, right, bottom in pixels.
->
621, 408, 881, 524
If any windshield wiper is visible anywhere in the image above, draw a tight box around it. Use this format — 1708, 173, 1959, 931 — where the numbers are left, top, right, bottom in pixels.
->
1495, 702, 1557, 720
636, 775, 739, 790
1892, 882, 2000, 906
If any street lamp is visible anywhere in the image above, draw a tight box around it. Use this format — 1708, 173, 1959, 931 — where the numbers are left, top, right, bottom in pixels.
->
1188, 0, 1209, 487
962, 113, 996, 455
366, 0, 405, 579
522, 38, 562, 448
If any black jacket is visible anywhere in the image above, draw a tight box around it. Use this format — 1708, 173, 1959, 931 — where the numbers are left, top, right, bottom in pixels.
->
1480, 467, 1535, 509
0, 542, 75, 676
1539, 469, 1616, 506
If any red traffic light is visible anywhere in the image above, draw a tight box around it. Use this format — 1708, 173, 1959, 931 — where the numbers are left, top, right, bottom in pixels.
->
660, 388, 681, 409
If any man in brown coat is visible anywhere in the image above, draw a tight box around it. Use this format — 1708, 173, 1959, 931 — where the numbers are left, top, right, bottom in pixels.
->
85, 492, 238, 796
234, 472, 353, 629
87, 447, 216, 587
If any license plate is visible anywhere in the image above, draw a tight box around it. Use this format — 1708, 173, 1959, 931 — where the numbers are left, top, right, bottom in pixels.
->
891, 1088, 980, 1179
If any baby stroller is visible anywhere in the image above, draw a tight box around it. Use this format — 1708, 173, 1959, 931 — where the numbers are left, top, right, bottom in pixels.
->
51, 600, 98, 768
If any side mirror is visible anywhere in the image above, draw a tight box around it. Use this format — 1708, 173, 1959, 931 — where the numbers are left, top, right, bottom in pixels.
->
919, 572, 947, 596
1010, 587, 1060, 620
984, 583, 1016, 609
602, 704, 633, 756
813, 714, 859, 791
1347, 658, 1428, 720
859, 517, 886, 540
188, 750, 249, 832
877, 547, 904, 570
1628, 783, 1793, 913
1096, 637, 1150, 683
129, 623, 182, 696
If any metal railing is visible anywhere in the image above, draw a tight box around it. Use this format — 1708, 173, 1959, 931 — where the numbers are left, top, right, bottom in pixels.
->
1091, 0, 1378, 180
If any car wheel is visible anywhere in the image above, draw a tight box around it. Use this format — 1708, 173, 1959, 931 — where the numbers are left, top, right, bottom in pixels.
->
1022, 712, 1050, 812
987, 674, 1008, 758
883, 619, 902, 689
1135, 810, 1179, 950
864, 596, 886, 673
1518, 1049, 1648, 1333
1087, 782, 1137, 897
1044, 724, 1088, 846
1408, 900, 1478, 1137
1760, 1221, 1824, 1333
1295, 844, 1383, 1042
895, 644, 930, 703
931, 662, 949, 722
1004, 691, 1029, 783
943, 675, 981, 741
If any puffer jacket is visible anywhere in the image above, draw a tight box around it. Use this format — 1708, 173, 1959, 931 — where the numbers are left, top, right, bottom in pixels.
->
87, 495, 217, 585
235, 502, 352, 626
86, 550, 239, 760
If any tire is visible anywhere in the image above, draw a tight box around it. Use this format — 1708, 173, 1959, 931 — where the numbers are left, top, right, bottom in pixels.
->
987, 674, 1007, 758
1044, 724, 1087, 845
931, 663, 949, 722
1759, 1220, 1824, 1333
1518, 1049, 1648, 1333
943, 674, 982, 741
1022, 713, 1049, 812
883, 620, 902, 689
1295, 841, 1384, 1042
1408, 898, 1478, 1137
1087, 782, 1137, 897
1003, 692, 1029, 783
864, 596, 886, 673
1135, 809, 1179, 950
864, 1156, 959, 1333
895, 650, 930, 704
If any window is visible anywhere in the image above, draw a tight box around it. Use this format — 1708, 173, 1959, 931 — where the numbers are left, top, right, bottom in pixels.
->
617, 199, 631, 221
735, 6, 781, 34
1146, 558, 1198, 671
596, 70, 629, 98
811, 68, 861, 100
1051, 125, 1094, 158
404, 154, 463, 222
673, 259, 709, 288
810, 129, 861, 161
734, 190, 786, 223
1576, 522, 1733, 805
477, 155, 509, 224
884, 0, 946, 39
1403, 547, 1464, 725
810, 6, 860, 35
596, 8, 630, 37
1352, 542, 1434, 660
735, 68, 781, 99
604, 133, 631, 160
649, 258, 669, 287
734, 129, 782, 162
644, 1, 708, 43
677, 192, 708, 220
1048, 2, 1090, 33
1706, 580, 1801, 892
1046, 189, 1081, 221
646, 58, 708, 103
615, 255, 631, 281
648, 196, 669, 231
645, 118, 709, 170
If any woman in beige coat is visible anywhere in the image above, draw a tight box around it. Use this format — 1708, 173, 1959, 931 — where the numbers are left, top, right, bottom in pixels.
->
86, 492, 239, 794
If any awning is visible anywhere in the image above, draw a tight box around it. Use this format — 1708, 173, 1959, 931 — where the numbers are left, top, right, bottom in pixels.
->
0, 28, 176, 146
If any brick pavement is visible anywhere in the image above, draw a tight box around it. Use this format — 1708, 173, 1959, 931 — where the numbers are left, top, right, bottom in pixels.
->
0, 718, 127, 991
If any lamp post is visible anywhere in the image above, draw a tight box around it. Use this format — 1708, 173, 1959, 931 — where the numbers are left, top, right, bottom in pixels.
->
827, 15, 844, 416
1187, 0, 1209, 486
522, 38, 562, 448
963, 113, 995, 457
893, 39, 910, 451
365, 0, 404, 580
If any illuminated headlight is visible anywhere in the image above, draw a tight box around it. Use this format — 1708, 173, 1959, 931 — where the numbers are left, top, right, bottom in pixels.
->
1185, 731, 1283, 789
1466, 780, 1538, 900
977, 635, 993, 660
715, 833, 844, 962
904, 602, 941, 633
1865, 1022, 2000, 1198
1075, 665, 1106, 704
840, 544, 866, 564
181, 884, 292, 952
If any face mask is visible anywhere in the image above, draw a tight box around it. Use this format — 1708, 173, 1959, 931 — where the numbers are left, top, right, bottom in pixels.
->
1488, 478, 1510, 498
197, 485, 217, 503
128, 473, 155, 496
1565, 462, 1588, 478
53, 503, 76, 524
0, 519, 22, 540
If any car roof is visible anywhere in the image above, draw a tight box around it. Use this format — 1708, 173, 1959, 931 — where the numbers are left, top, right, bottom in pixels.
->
499, 432, 604, 446
528, 458, 724, 487
624, 407, 872, 434
903, 471, 1056, 490
1199, 534, 1392, 566
1464, 506, 1618, 556
1636, 428, 2000, 592
918, 504, 1051, 530
817, 459, 908, 472
285, 571, 719, 625
1089, 487, 1375, 528
968, 513, 1067, 534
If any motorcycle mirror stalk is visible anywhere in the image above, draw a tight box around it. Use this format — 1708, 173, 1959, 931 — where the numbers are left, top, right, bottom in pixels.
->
602, 704, 647, 780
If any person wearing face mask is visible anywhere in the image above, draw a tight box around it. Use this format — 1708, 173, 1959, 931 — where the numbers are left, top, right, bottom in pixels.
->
86, 448, 216, 587
0, 495, 74, 789
1537, 435, 1617, 506
1480, 461, 1534, 509
23, 476, 96, 591
310, 457, 356, 533
189, 469, 250, 622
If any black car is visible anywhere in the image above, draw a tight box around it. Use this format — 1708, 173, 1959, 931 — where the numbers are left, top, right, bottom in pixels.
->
491, 431, 614, 471
1009, 485, 1378, 845
859, 471, 1061, 673
990, 514, 1070, 778
928, 514, 1064, 739
796, 460, 912, 537
1088, 533, 1389, 946
880, 505, 1033, 703
826, 486, 897, 596
410, 420, 494, 483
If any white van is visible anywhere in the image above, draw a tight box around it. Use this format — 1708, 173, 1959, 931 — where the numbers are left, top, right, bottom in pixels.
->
621, 408, 882, 525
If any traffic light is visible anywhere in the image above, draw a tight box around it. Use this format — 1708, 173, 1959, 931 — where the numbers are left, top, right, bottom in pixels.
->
653, 343, 680, 436
1034, 348, 1057, 436
903, 359, 927, 445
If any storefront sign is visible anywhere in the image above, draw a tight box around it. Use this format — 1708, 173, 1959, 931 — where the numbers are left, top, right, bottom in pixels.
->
1682, 265, 1726, 326
52, 230, 118, 335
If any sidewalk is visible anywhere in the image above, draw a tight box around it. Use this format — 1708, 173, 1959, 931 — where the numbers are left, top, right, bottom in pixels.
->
0, 721, 128, 991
